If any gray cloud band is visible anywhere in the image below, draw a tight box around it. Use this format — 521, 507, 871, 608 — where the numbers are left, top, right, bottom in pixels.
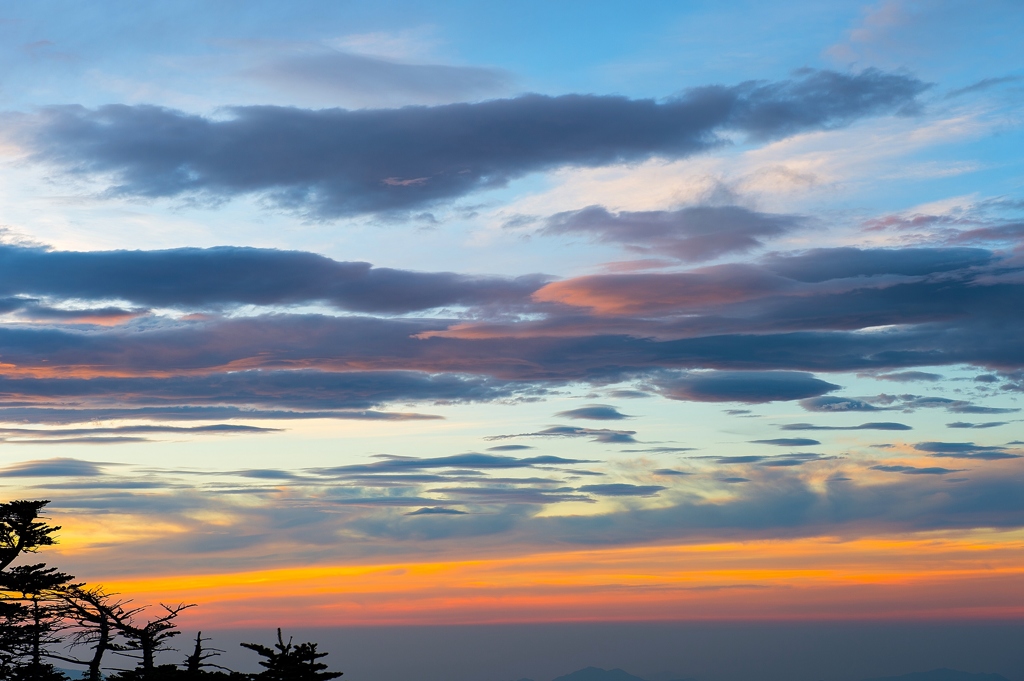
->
15, 69, 926, 217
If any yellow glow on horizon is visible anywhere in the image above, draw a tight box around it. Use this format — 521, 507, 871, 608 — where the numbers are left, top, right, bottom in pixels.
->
92, 531, 1024, 628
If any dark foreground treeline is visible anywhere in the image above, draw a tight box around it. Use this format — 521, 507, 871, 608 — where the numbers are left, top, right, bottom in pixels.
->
0, 500, 342, 681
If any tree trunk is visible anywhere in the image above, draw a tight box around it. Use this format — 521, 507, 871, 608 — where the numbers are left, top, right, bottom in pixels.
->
142, 635, 155, 677
87, 618, 110, 681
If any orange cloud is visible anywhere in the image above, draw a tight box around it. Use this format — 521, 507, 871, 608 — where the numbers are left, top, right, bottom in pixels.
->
532, 266, 787, 316
96, 531, 1024, 629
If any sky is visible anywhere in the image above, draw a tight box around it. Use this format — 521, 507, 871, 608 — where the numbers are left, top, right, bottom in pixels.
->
1, 1, 1024, 679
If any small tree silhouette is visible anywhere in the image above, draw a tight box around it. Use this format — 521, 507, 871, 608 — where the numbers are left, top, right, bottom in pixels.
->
184, 631, 231, 675
60, 586, 130, 681
240, 629, 342, 681
0, 501, 71, 680
0, 501, 61, 572
0, 563, 76, 680
109, 602, 195, 677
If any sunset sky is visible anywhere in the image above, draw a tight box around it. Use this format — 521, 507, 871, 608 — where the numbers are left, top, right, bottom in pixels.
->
1, 1, 1023, 679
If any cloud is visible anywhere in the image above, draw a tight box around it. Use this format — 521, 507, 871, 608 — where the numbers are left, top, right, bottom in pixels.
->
0, 244, 548, 314
405, 507, 469, 516
577, 483, 666, 497
946, 75, 1023, 98
0, 369, 525, 413
485, 426, 637, 444
0, 424, 276, 437
0, 457, 107, 477
0, 406, 438, 425
424, 486, 595, 505
781, 422, 911, 431
913, 441, 1021, 460
801, 396, 880, 412
0, 423, 277, 444
871, 371, 943, 382
17, 69, 926, 217
946, 421, 1009, 429
542, 205, 802, 262
246, 50, 512, 107
750, 438, 822, 447
531, 264, 792, 315
6, 436, 151, 445
318, 453, 597, 475
870, 464, 964, 475
711, 454, 830, 467
554, 405, 632, 421
879, 396, 1021, 415
761, 247, 994, 283
658, 371, 839, 403
0, 458, 109, 475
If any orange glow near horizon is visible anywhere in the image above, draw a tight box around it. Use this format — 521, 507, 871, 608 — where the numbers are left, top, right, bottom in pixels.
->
93, 532, 1024, 629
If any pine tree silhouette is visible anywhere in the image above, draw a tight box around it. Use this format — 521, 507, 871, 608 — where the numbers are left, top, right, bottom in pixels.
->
240, 630, 342, 681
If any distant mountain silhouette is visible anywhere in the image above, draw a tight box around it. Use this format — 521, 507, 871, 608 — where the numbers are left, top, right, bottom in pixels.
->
551, 668, 650, 681
518, 665, 1006, 681
861, 670, 1011, 681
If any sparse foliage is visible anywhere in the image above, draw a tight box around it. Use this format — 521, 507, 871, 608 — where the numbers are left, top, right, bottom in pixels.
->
0, 501, 345, 681
240, 629, 343, 681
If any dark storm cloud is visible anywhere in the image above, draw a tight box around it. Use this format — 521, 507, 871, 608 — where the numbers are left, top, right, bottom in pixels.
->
554, 404, 632, 420
780, 422, 912, 431
657, 371, 839, 403
761, 247, 994, 282
18, 69, 926, 216
543, 205, 802, 262
0, 244, 547, 313
247, 50, 512, 106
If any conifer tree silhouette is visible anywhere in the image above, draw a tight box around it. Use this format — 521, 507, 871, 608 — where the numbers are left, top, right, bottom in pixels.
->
0, 563, 76, 681
240, 630, 342, 681
0, 500, 347, 681
60, 587, 129, 681
109, 602, 195, 677
184, 631, 231, 675
0, 501, 72, 680
0, 501, 61, 573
